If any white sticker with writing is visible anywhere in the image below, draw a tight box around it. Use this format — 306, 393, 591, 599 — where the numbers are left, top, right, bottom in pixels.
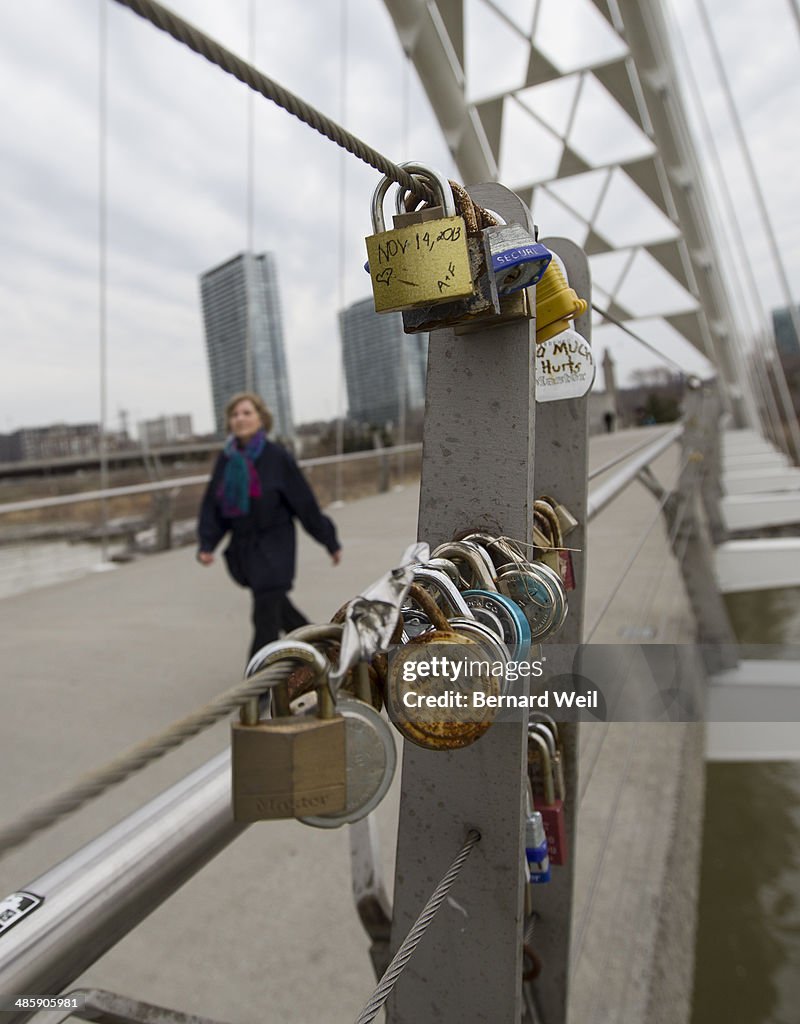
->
535, 330, 595, 402
0, 892, 43, 936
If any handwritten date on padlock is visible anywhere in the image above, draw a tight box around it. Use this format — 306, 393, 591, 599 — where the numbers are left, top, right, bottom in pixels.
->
365, 217, 474, 314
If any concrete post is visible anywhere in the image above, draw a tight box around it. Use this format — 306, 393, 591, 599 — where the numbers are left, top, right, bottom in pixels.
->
388, 184, 537, 1023
527, 237, 592, 1024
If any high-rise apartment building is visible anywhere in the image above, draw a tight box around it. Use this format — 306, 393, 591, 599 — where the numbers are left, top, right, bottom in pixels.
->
772, 305, 800, 360
339, 298, 428, 427
199, 252, 294, 438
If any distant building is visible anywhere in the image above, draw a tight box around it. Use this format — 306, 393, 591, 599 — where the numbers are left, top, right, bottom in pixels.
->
138, 414, 193, 447
772, 305, 800, 360
0, 423, 100, 462
199, 252, 294, 439
0, 423, 134, 464
339, 298, 428, 427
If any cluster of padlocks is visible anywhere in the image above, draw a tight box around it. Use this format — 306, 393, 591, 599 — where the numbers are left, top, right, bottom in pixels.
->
231, 514, 575, 888
363, 160, 595, 418
364, 162, 552, 332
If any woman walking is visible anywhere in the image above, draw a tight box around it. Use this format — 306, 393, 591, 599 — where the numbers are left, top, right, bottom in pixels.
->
197, 392, 341, 658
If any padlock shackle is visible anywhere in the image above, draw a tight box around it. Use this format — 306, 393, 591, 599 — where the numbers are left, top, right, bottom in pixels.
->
425, 557, 462, 587
432, 540, 497, 591
529, 722, 557, 760
242, 639, 330, 726
406, 583, 452, 633
533, 500, 564, 549
392, 162, 456, 218
529, 712, 560, 747
412, 566, 473, 619
370, 162, 454, 233
528, 729, 556, 805
463, 531, 528, 572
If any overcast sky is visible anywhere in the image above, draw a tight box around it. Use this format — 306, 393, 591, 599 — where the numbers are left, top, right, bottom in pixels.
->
0, 0, 797, 436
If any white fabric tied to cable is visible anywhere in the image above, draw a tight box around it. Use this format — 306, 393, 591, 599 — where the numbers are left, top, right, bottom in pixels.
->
330, 542, 429, 692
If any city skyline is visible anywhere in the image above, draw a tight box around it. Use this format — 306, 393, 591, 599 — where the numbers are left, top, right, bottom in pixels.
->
1, 0, 795, 436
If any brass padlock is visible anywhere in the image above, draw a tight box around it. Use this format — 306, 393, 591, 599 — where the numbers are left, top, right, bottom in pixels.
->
538, 494, 579, 538
231, 639, 346, 822
365, 164, 473, 314
398, 175, 500, 334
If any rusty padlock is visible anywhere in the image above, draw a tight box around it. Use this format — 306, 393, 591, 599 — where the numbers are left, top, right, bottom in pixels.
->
386, 584, 500, 749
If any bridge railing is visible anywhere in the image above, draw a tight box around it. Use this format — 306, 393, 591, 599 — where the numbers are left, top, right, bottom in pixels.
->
0, 444, 422, 600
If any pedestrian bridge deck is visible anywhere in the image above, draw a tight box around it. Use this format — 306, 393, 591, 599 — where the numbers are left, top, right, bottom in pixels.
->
0, 427, 699, 1023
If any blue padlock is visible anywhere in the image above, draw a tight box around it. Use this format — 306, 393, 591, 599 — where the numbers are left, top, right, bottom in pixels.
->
487, 223, 552, 295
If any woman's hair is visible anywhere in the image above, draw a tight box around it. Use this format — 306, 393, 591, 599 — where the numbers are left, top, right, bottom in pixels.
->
224, 392, 273, 433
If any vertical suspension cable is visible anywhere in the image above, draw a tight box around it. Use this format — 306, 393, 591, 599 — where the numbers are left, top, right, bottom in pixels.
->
244, 0, 255, 393
98, 0, 109, 563
333, 0, 348, 505
667, 0, 795, 456
694, 0, 800, 459
789, 0, 800, 37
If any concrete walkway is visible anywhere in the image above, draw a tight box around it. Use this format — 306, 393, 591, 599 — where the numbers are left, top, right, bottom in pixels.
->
0, 427, 699, 1023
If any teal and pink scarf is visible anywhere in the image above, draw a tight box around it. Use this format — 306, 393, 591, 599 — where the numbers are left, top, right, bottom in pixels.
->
218, 430, 266, 517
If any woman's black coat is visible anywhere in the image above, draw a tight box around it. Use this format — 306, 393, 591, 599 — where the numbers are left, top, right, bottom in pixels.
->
197, 440, 339, 594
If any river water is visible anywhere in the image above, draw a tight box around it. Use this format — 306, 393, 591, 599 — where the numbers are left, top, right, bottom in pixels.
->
0, 539, 121, 600
691, 588, 800, 1024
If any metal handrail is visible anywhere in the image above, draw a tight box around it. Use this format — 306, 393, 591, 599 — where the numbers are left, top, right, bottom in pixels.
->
586, 423, 684, 521
0, 444, 423, 517
0, 753, 241, 1024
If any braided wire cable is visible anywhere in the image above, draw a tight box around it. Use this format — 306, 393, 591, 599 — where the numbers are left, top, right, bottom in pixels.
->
0, 662, 295, 859
354, 829, 481, 1024
110, 0, 434, 204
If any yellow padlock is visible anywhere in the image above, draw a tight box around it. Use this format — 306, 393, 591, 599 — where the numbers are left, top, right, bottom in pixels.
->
365, 164, 474, 314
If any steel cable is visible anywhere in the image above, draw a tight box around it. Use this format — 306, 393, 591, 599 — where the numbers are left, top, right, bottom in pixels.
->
0, 661, 295, 859
354, 829, 481, 1024
110, 0, 434, 204
592, 303, 691, 376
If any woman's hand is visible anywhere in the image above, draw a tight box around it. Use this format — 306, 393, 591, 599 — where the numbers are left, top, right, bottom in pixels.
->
331, 549, 342, 566
197, 551, 214, 566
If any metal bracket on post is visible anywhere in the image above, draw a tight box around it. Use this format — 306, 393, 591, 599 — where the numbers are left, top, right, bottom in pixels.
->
528, 237, 592, 1024
387, 184, 537, 1024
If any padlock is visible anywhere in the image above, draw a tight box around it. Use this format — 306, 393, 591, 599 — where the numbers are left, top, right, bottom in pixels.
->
528, 729, 568, 866
529, 721, 566, 805
533, 716, 566, 801
485, 220, 552, 295
525, 781, 551, 884
462, 589, 532, 661
533, 499, 574, 589
365, 164, 473, 314
231, 639, 346, 822
496, 561, 562, 642
538, 494, 579, 538
399, 174, 500, 333
386, 584, 500, 749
